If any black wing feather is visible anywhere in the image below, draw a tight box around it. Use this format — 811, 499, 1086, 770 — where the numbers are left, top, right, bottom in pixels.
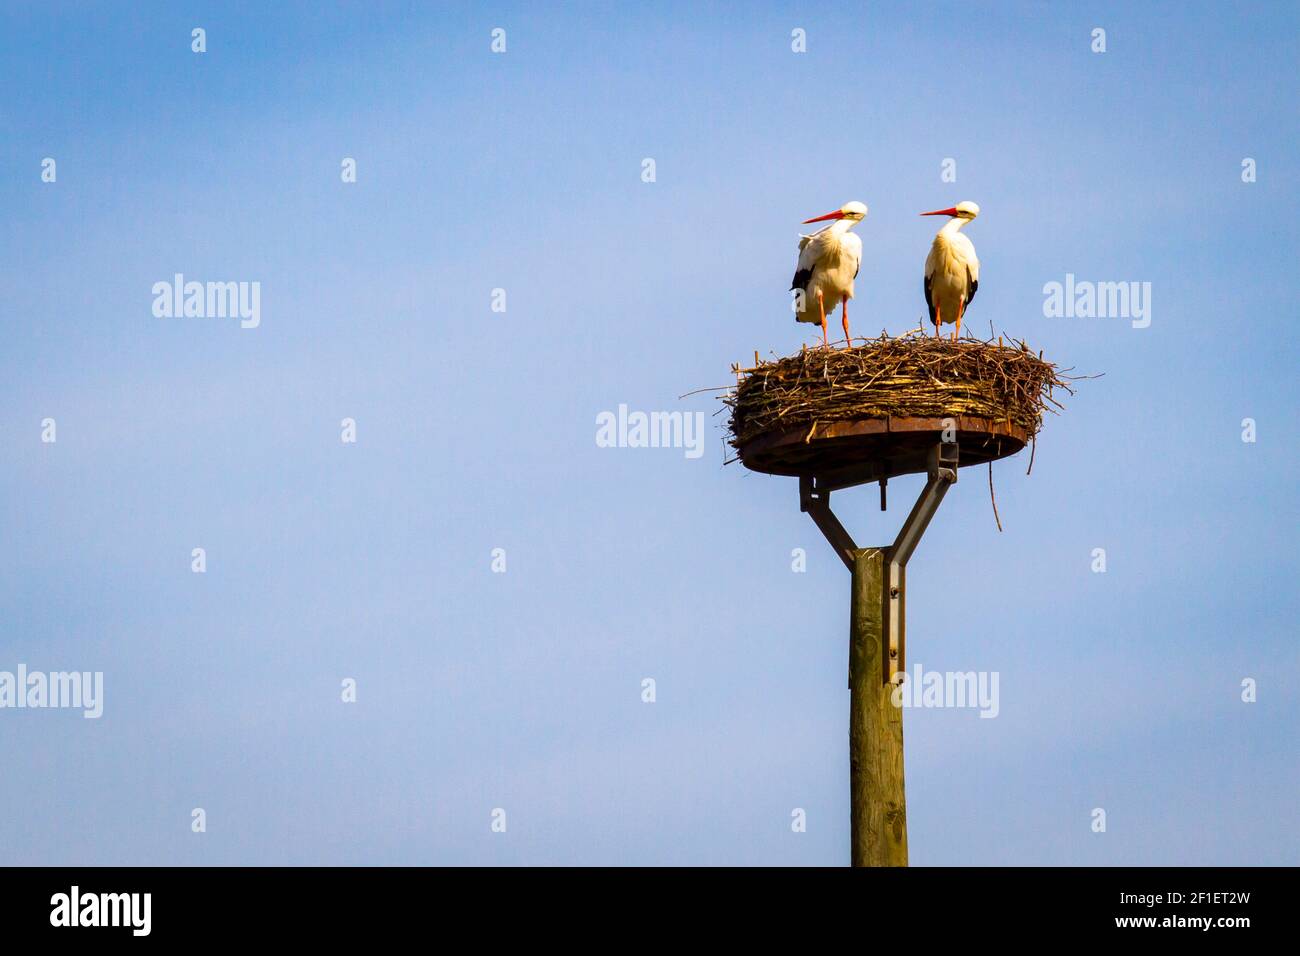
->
966, 268, 978, 307
790, 267, 814, 292
924, 276, 936, 326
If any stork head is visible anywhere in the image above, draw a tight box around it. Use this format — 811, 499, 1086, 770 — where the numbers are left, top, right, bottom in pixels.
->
920, 200, 979, 220
803, 201, 868, 224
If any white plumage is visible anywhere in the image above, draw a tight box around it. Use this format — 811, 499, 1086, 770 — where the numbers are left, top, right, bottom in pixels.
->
790, 201, 867, 348
921, 201, 980, 339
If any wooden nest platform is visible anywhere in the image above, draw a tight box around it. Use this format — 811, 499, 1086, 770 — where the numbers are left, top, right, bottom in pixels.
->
726, 333, 1071, 485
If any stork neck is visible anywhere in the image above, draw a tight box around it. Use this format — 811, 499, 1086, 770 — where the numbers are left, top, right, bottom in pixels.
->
939, 217, 968, 238
827, 217, 857, 236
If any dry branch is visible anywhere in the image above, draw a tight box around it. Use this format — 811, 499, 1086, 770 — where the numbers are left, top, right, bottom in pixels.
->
725, 331, 1075, 453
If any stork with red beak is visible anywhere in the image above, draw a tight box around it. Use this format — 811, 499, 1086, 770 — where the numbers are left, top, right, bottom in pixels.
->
791, 201, 867, 348
921, 201, 980, 340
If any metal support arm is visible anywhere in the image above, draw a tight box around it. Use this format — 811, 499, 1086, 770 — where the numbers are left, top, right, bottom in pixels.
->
800, 476, 857, 571
800, 442, 959, 685
882, 443, 958, 685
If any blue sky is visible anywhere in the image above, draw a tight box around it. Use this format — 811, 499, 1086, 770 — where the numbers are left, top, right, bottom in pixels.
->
1, 1, 1296, 865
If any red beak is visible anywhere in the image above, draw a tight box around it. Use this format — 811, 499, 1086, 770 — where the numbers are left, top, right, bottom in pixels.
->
919, 207, 960, 217
803, 210, 846, 224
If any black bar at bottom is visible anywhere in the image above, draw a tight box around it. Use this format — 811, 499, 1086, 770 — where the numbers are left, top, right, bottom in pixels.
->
0, 865, 1284, 941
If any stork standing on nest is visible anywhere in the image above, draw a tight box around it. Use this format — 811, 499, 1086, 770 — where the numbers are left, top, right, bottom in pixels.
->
921, 201, 980, 340
791, 201, 867, 349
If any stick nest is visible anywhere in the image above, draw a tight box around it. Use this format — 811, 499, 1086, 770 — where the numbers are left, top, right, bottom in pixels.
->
725, 333, 1073, 452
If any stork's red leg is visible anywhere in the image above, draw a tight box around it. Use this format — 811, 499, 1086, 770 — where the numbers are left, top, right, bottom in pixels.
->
841, 298, 851, 349
954, 297, 964, 341
934, 303, 941, 338
818, 291, 827, 347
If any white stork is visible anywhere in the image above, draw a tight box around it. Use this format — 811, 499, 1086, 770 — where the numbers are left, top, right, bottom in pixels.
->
921, 201, 980, 340
791, 201, 867, 348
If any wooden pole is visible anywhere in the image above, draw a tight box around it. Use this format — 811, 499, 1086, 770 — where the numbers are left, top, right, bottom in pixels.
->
849, 548, 908, 866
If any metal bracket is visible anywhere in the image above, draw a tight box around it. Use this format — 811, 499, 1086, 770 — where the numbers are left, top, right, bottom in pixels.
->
800, 475, 857, 571
800, 442, 959, 686
882, 443, 958, 685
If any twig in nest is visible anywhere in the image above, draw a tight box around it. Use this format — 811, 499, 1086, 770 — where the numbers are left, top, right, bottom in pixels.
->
723, 335, 1078, 451
679, 385, 731, 398
988, 461, 1003, 533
